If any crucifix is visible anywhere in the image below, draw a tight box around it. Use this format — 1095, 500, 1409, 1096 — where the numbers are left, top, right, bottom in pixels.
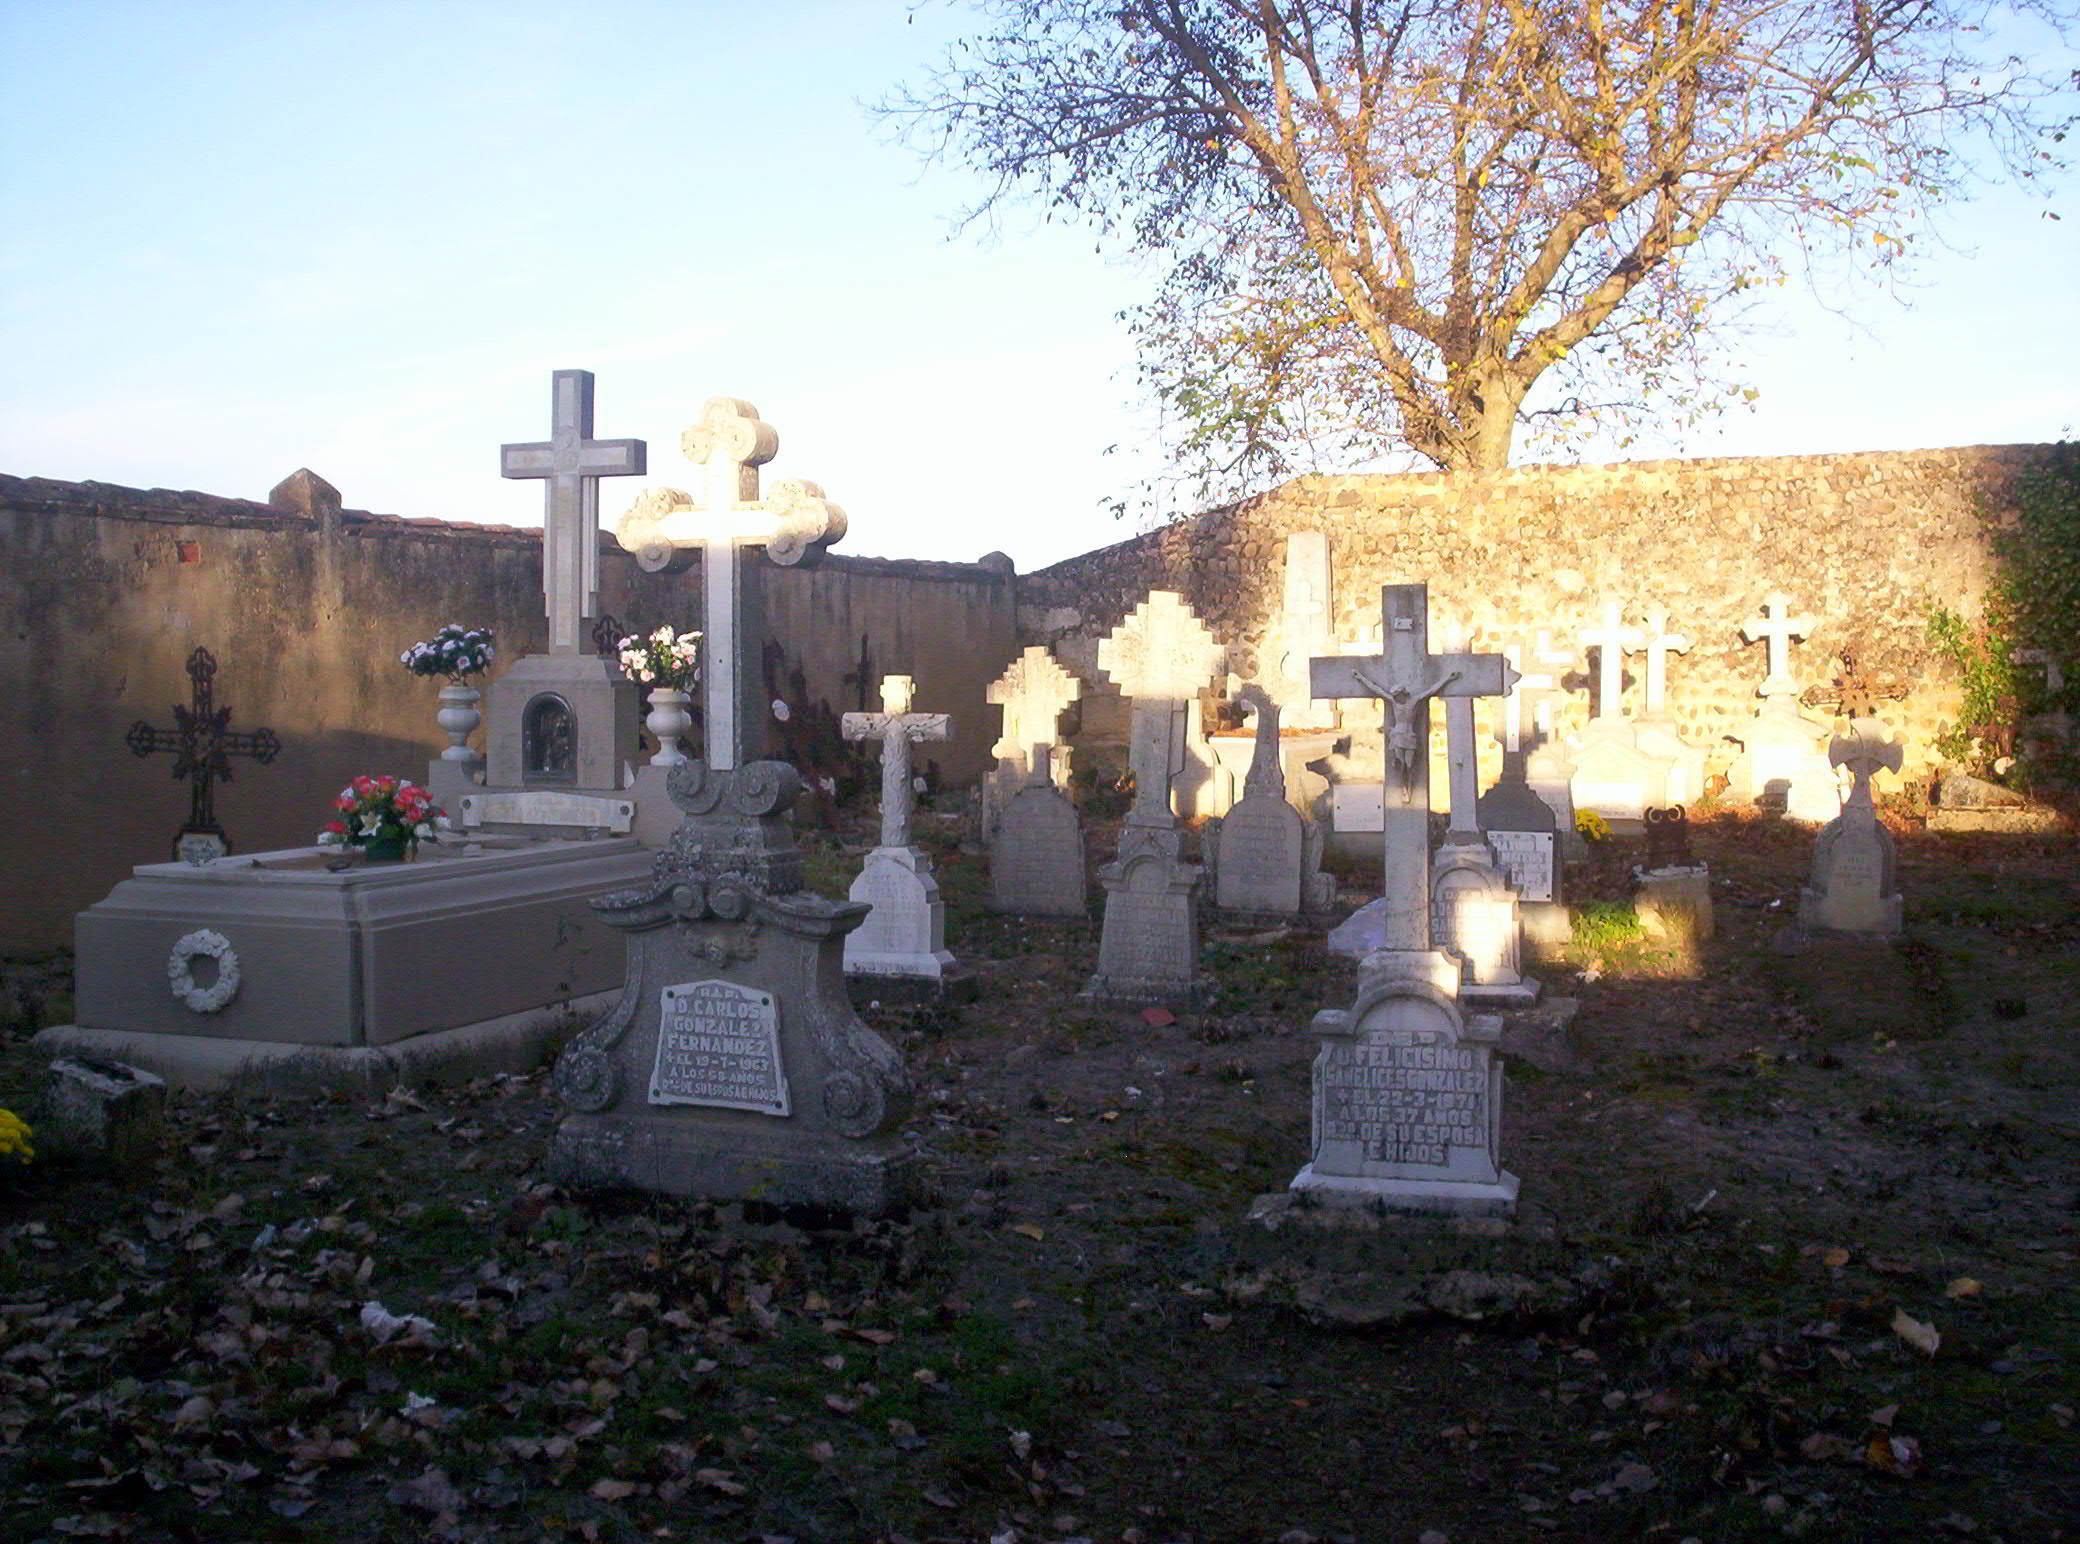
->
1576, 600, 1643, 722
842, 676, 951, 850
614, 397, 847, 772
501, 369, 647, 656
1311, 585, 1515, 953
126, 646, 282, 859
1742, 591, 1817, 697
1640, 606, 1690, 716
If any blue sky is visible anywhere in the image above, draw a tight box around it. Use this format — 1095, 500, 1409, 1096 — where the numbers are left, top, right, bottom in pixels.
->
2, 1, 2073, 572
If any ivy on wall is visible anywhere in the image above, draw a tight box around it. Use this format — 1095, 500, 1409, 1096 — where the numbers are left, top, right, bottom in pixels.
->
1928, 447, 2080, 780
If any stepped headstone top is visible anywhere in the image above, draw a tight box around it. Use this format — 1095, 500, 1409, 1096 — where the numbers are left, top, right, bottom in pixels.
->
987, 647, 1081, 780
1098, 592, 1223, 829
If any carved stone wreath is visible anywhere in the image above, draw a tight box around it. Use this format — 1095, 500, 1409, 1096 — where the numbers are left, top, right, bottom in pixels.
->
167, 929, 241, 1014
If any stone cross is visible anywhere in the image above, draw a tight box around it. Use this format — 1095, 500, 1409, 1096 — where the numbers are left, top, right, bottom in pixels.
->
1742, 591, 1817, 697
1501, 642, 1556, 756
1832, 719, 1905, 808
615, 398, 847, 771
842, 676, 950, 850
501, 369, 647, 656
987, 647, 1081, 784
1577, 601, 1643, 721
1237, 683, 1283, 798
1640, 606, 1690, 715
1529, 630, 1576, 741
1096, 592, 1225, 828
126, 646, 282, 858
1310, 585, 1516, 952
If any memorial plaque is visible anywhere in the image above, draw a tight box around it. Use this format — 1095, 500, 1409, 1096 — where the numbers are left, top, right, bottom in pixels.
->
1330, 782, 1385, 833
1487, 829, 1554, 903
1313, 1031, 1498, 1181
460, 789, 636, 833
648, 979, 789, 1115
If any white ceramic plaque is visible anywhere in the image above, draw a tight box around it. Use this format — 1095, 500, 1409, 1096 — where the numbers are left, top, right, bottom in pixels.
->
1331, 782, 1385, 833
1487, 829, 1555, 902
648, 979, 789, 1115
459, 790, 635, 833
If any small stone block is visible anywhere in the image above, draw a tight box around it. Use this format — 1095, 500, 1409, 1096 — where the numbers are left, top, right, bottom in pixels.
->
41, 1056, 167, 1164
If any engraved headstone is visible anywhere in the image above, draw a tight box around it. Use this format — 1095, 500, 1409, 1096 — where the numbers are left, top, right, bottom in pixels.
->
841, 676, 956, 982
549, 397, 910, 1214
1293, 584, 1519, 1218
1799, 719, 1905, 934
1212, 686, 1310, 919
1084, 592, 1223, 1003
989, 767, 1087, 917
1631, 606, 1708, 803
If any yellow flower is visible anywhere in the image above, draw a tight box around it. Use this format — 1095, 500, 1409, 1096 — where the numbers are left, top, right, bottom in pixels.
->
1574, 809, 1611, 842
0, 1108, 33, 1163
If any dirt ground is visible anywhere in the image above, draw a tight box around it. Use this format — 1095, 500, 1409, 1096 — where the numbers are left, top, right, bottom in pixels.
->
1, 803, 2076, 1544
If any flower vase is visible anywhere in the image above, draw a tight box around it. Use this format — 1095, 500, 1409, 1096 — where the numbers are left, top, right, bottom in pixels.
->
362, 836, 409, 862
645, 687, 693, 767
436, 684, 482, 762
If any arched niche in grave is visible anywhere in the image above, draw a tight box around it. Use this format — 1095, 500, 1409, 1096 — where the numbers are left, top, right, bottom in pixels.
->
522, 693, 577, 785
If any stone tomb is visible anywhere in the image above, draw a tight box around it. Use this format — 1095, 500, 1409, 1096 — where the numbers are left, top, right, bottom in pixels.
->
1211, 685, 1328, 921
1799, 719, 1905, 935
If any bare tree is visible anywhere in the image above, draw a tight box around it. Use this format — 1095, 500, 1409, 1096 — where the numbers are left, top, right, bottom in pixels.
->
887, 0, 2075, 491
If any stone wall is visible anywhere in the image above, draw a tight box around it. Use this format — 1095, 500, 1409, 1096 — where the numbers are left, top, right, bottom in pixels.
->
1019, 444, 2076, 791
0, 473, 1016, 951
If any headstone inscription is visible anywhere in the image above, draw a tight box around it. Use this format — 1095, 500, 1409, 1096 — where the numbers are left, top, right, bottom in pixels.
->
1211, 685, 1313, 919
841, 676, 957, 982
475, 370, 649, 827
547, 396, 912, 1214
1799, 720, 1905, 934
126, 646, 281, 861
1732, 592, 1839, 821
1294, 584, 1519, 1218
983, 646, 1081, 840
1084, 592, 1224, 1004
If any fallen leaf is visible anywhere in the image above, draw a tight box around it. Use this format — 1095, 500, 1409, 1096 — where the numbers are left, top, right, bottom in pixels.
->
1823, 1246, 1850, 1268
1892, 1308, 1941, 1357
808, 1440, 834, 1465
922, 1486, 957, 1509
589, 1479, 638, 1500
1799, 1432, 1860, 1463
1201, 1312, 1233, 1331
1870, 1404, 1899, 1428
1866, 1432, 1925, 1478
1010, 1223, 1045, 1241
1141, 1007, 1176, 1027
1945, 1277, 1982, 1299
693, 1468, 746, 1496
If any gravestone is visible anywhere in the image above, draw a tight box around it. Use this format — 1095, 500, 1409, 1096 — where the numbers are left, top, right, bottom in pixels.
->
983, 646, 1080, 841
989, 761, 1087, 917
1630, 606, 1708, 804
1570, 601, 1674, 825
1084, 592, 1223, 1004
126, 646, 282, 861
474, 369, 648, 827
841, 676, 957, 983
548, 394, 913, 1213
1731, 592, 1840, 821
1431, 641, 1538, 1006
1799, 720, 1905, 934
1480, 640, 1565, 911
1211, 686, 1314, 920
1272, 532, 1337, 730
1293, 584, 1520, 1218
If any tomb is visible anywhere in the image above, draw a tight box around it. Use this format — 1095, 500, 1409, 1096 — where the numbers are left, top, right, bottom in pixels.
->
840, 675, 959, 984
1799, 720, 1905, 935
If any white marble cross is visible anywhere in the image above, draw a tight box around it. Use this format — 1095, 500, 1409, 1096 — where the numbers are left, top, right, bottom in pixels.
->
615, 398, 846, 771
1742, 591, 1817, 696
1832, 719, 1905, 807
1577, 601, 1643, 722
501, 369, 647, 656
842, 676, 950, 850
1096, 592, 1225, 828
987, 647, 1082, 784
1310, 585, 1516, 953
1640, 606, 1690, 715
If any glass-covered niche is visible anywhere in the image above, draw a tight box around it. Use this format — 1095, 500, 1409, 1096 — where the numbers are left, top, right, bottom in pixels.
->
522, 693, 577, 785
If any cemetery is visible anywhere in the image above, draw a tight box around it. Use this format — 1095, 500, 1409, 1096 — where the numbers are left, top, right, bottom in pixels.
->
0, 389, 2076, 1541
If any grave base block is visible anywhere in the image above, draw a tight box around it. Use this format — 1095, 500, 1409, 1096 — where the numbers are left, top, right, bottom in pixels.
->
1460, 978, 1543, 1008
32, 988, 613, 1096
1287, 1164, 1521, 1220
845, 968, 981, 1007
547, 1113, 915, 1215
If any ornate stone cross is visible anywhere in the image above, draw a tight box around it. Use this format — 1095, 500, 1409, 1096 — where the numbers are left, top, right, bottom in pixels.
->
987, 646, 1081, 785
1577, 601, 1643, 721
126, 646, 281, 858
1832, 719, 1905, 809
842, 676, 950, 850
1640, 606, 1690, 716
1096, 592, 1225, 829
615, 397, 847, 771
1742, 591, 1817, 697
1236, 682, 1284, 798
1310, 584, 1516, 953
501, 369, 647, 656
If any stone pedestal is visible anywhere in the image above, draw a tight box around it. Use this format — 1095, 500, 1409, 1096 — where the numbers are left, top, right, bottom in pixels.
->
1634, 865, 1715, 948
1430, 840, 1539, 1007
1291, 951, 1517, 1219
547, 761, 913, 1215
989, 783, 1088, 916
1570, 722, 1675, 829
844, 847, 956, 981
1733, 696, 1839, 820
484, 653, 639, 793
